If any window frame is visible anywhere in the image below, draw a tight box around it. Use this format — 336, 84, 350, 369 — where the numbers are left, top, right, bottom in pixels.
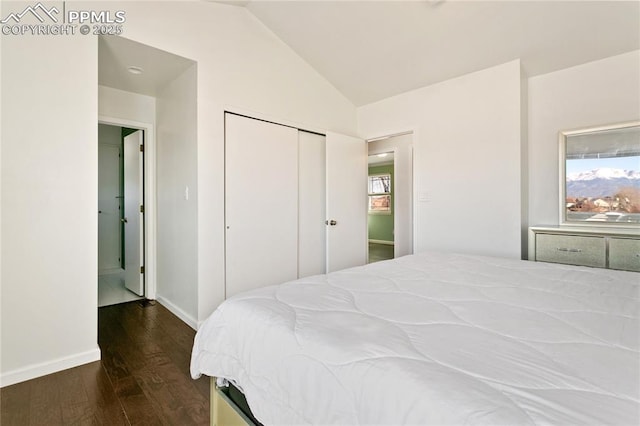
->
368, 173, 392, 214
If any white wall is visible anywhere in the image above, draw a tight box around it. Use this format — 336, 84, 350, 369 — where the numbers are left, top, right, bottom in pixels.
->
90, 1, 357, 325
528, 50, 640, 227
98, 124, 122, 272
1, 0, 357, 383
0, 14, 3, 382
99, 86, 157, 126
1, 32, 99, 386
98, 123, 121, 146
358, 60, 525, 259
155, 64, 198, 327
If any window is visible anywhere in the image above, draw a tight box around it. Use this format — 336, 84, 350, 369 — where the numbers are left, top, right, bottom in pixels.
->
560, 121, 640, 226
368, 174, 391, 213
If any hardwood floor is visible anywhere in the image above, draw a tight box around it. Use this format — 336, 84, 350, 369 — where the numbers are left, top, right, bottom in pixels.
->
1, 301, 210, 425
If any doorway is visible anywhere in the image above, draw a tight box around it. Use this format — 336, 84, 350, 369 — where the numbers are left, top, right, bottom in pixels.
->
98, 123, 145, 307
98, 34, 197, 327
367, 152, 395, 262
367, 133, 414, 263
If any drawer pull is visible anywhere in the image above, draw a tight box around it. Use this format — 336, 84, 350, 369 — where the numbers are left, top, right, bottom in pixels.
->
557, 248, 583, 253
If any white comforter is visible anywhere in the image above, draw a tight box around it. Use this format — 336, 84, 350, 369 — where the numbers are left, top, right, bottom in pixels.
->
191, 252, 639, 425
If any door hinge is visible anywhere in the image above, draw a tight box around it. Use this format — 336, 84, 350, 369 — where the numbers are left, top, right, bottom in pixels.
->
139, 144, 144, 152
140, 266, 145, 274
140, 205, 144, 213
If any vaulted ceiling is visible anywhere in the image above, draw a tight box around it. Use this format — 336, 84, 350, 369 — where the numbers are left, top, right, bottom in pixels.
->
217, 0, 640, 106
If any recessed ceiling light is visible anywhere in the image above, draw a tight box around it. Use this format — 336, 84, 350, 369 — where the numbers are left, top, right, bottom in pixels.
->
127, 66, 144, 75
377, 153, 388, 158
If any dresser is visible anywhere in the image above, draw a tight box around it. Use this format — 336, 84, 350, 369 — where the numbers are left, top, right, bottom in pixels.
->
528, 226, 640, 272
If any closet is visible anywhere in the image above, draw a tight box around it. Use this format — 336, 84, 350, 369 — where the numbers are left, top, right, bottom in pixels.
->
225, 113, 367, 298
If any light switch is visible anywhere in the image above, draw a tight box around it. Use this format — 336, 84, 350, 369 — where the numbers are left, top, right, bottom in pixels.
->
184, 186, 189, 200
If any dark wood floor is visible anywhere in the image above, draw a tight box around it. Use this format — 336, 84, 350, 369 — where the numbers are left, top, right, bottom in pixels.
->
1, 301, 210, 425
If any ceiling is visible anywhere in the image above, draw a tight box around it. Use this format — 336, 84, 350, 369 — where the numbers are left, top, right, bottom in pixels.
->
99, 36, 195, 97
368, 151, 395, 166
216, 0, 639, 106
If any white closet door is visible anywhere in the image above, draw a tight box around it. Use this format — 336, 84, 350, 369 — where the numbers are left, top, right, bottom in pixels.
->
298, 131, 326, 277
326, 132, 368, 272
225, 114, 299, 298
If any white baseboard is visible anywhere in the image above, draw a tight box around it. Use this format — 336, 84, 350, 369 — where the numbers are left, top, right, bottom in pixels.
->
0, 347, 101, 388
369, 239, 394, 246
156, 296, 198, 331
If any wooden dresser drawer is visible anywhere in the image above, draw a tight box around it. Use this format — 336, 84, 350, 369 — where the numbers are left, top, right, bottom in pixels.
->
609, 238, 640, 272
536, 234, 606, 268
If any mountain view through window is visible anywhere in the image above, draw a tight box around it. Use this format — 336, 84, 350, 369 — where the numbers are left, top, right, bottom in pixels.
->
566, 156, 640, 223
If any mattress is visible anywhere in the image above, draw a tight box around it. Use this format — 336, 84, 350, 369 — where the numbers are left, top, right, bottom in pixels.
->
190, 252, 639, 425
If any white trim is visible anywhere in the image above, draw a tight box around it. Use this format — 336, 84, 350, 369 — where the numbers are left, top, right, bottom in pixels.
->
368, 239, 394, 245
0, 347, 101, 388
367, 130, 413, 143
98, 115, 157, 300
156, 296, 198, 331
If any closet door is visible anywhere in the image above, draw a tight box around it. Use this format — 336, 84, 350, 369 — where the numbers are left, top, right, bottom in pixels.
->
326, 132, 368, 272
225, 114, 299, 297
298, 131, 326, 277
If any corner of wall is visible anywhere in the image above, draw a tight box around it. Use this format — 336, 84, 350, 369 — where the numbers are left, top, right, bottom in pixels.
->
520, 64, 530, 260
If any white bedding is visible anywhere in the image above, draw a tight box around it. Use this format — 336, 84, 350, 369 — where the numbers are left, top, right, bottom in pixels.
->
190, 252, 639, 425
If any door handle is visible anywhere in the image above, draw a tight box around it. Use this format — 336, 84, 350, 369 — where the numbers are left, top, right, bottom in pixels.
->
325, 219, 337, 226
121, 218, 128, 223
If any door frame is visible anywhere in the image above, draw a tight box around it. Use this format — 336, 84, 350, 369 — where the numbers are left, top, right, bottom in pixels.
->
98, 115, 156, 299
366, 130, 416, 257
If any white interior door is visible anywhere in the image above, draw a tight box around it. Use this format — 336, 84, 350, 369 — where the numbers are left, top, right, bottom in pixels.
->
326, 132, 368, 272
298, 131, 326, 277
98, 144, 121, 272
124, 130, 144, 296
225, 114, 299, 298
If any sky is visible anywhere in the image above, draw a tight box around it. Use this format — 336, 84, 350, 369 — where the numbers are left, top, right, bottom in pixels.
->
566, 156, 640, 175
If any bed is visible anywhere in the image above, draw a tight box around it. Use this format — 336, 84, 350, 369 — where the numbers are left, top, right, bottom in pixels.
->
190, 251, 639, 425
